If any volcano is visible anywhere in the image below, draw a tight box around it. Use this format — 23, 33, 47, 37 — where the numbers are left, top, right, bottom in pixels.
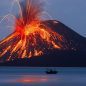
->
0, 20, 86, 67
0, 0, 86, 66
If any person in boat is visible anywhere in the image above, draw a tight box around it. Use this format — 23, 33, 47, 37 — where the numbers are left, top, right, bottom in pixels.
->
46, 69, 58, 74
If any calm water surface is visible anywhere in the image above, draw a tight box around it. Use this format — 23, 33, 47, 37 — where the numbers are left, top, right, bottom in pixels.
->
0, 67, 86, 86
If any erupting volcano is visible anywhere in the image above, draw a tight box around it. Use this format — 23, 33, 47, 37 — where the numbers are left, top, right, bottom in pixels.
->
0, 0, 86, 66
0, 0, 66, 62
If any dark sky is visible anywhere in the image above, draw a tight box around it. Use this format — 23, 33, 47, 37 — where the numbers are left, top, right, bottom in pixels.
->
0, 0, 86, 40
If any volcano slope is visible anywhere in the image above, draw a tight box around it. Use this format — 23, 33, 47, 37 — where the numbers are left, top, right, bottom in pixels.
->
0, 20, 86, 67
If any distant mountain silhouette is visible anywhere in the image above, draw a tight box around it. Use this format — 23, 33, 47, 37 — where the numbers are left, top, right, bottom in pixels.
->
0, 20, 86, 67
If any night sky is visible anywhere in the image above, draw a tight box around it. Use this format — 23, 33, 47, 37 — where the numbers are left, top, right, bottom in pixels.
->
0, 0, 86, 40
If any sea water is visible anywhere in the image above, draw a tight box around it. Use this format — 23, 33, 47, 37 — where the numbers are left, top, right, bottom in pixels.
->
0, 67, 86, 86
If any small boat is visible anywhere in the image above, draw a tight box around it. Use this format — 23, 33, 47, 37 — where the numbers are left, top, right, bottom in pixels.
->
45, 69, 58, 74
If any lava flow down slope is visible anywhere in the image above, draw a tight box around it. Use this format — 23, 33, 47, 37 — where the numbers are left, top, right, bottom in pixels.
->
0, 0, 86, 66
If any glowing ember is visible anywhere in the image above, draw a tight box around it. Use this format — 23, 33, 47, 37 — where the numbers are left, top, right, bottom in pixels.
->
0, 0, 65, 61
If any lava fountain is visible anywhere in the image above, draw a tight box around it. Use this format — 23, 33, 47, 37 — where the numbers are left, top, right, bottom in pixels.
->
0, 0, 65, 62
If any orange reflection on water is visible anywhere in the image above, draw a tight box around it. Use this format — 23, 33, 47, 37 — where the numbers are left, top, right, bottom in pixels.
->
16, 77, 48, 83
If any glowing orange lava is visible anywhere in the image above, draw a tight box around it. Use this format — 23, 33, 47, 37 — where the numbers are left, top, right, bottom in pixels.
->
0, 0, 64, 61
